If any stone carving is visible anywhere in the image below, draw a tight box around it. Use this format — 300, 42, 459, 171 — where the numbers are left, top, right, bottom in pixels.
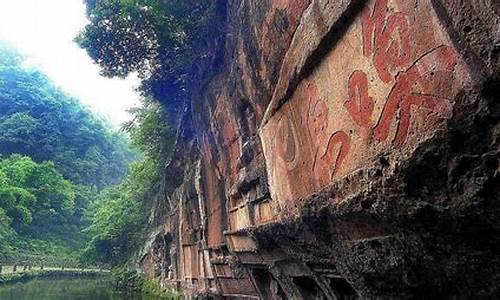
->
359, 0, 458, 147
344, 70, 374, 129
275, 112, 301, 171
374, 46, 457, 147
305, 83, 351, 186
137, 0, 500, 297
261, 0, 470, 206
362, 0, 411, 83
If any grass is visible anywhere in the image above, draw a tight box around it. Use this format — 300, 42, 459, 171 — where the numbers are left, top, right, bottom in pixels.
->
142, 277, 181, 299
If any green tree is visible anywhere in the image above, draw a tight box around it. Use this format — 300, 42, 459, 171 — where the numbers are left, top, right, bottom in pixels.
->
0, 43, 137, 188
0, 42, 138, 263
0, 207, 16, 260
125, 98, 175, 163
0, 113, 39, 154
77, 0, 224, 119
83, 101, 175, 266
83, 185, 142, 265
0, 155, 75, 233
78, 0, 219, 78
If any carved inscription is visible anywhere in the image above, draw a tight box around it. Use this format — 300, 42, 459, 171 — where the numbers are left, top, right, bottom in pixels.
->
344, 70, 374, 129
261, 0, 469, 206
373, 46, 456, 146
362, 0, 411, 83
356, 0, 458, 147
305, 84, 351, 185
276, 112, 300, 171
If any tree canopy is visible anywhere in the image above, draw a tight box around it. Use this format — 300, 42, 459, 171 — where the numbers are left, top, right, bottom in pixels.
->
77, 0, 224, 119
0, 155, 75, 233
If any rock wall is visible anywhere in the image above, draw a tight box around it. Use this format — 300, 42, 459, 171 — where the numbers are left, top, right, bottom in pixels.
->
140, 0, 500, 298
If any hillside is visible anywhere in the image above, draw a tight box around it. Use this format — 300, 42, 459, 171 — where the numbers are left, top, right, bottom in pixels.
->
0, 43, 137, 263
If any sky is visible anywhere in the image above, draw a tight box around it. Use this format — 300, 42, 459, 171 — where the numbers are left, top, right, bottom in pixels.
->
0, 0, 141, 126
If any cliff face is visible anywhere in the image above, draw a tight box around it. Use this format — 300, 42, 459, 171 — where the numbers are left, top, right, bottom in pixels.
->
139, 0, 500, 298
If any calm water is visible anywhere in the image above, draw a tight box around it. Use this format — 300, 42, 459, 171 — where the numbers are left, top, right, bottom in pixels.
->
0, 278, 170, 300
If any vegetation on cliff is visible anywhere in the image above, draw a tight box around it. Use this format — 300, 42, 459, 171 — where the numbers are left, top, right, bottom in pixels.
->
77, 0, 223, 268
81, 99, 174, 267
1, 1, 222, 294
77, 0, 223, 118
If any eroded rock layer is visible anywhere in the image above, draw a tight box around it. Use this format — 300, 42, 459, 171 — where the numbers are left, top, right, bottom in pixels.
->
140, 0, 500, 298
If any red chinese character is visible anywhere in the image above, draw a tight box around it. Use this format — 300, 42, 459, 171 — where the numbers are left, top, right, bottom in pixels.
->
374, 46, 457, 147
303, 83, 351, 184
344, 70, 374, 128
362, 0, 411, 83
314, 131, 350, 183
275, 112, 300, 170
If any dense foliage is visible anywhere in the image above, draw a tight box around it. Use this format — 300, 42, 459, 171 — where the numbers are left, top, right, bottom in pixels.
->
0, 155, 75, 232
0, 43, 137, 262
77, 0, 223, 118
0, 44, 137, 188
0, 155, 82, 258
0, 37, 177, 269
1, 0, 215, 273
76, 0, 207, 268
83, 99, 174, 266
8, 0, 222, 273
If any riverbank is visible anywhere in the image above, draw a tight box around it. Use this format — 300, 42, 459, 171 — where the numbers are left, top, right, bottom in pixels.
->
0, 269, 108, 285
0, 277, 119, 300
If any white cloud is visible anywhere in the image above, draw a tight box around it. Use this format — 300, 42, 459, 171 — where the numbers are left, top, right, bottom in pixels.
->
0, 0, 141, 126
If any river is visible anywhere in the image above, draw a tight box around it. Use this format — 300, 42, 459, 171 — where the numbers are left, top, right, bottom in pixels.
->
0, 277, 171, 300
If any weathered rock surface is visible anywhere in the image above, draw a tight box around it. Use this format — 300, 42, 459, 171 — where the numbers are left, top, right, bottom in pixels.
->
140, 0, 500, 298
